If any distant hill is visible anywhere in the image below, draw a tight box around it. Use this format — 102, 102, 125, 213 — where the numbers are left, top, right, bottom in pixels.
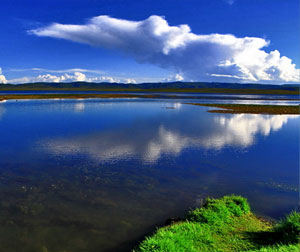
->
0, 81, 299, 95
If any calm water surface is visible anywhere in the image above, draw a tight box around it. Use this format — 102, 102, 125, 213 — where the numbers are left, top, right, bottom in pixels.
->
0, 98, 299, 252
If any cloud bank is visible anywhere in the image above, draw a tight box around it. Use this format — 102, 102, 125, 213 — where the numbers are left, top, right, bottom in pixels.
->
0, 68, 7, 84
6, 71, 137, 84
30, 15, 300, 83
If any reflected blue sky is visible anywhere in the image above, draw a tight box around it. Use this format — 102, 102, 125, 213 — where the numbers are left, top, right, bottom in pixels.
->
0, 98, 299, 252
40, 106, 298, 164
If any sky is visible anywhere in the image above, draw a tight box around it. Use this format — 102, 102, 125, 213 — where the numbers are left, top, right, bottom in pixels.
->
0, 0, 299, 84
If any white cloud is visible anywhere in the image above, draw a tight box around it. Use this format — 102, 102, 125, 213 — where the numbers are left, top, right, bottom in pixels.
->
7, 72, 87, 83
88, 75, 119, 83
31, 72, 87, 83
8, 67, 104, 75
0, 68, 7, 84
0, 76, 7, 84
30, 15, 300, 83
7, 71, 137, 84
124, 78, 137, 84
164, 73, 184, 82
6, 76, 31, 84
85, 75, 137, 83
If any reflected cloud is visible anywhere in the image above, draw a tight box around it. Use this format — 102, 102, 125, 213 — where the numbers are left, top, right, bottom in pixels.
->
74, 102, 85, 112
173, 103, 182, 109
213, 114, 297, 147
0, 105, 5, 120
40, 113, 299, 163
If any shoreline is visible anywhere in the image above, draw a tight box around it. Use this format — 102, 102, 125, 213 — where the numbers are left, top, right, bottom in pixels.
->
134, 195, 300, 252
0, 87, 299, 95
1, 94, 299, 115
0, 93, 299, 101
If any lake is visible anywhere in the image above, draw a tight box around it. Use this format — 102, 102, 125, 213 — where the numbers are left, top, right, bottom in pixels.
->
0, 97, 299, 252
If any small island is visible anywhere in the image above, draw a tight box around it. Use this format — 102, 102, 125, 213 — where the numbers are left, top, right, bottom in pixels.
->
186, 103, 300, 115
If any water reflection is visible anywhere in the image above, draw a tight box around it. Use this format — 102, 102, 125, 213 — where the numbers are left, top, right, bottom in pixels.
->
41, 113, 298, 163
0, 99, 298, 252
0, 104, 5, 120
211, 114, 299, 147
74, 102, 85, 112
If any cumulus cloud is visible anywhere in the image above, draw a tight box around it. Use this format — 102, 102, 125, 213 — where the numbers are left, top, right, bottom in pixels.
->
124, 78, 137, 84
7, 71, 137, 84
164, 73, 184, 82
0, 68, 7, 84
88, 75, 136, 83
30, 15, 300, 83
8, 72, 87, 83
34, 72, 87, 82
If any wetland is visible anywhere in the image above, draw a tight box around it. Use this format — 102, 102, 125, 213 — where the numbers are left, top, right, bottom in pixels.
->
0, 95, 299, 252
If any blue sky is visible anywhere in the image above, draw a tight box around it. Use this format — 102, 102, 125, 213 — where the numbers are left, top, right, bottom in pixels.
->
0, 0, 299, 84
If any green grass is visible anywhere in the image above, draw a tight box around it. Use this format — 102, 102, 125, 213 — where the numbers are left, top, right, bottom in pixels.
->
274, 211, 300, 244
134, 195, 300, 252
246, 244, 300, 252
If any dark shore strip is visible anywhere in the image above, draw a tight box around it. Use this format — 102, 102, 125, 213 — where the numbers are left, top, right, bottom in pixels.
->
186, 103, 300, 114
0, 87, 299, 95
0, 93, 299, 101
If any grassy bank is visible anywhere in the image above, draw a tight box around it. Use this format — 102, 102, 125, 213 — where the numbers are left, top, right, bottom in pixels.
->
0, 88, 299, 95
134, 195, 300, 252
0, 93, 299, 102
0, 82, 299, 95
186, 103, 300, 114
